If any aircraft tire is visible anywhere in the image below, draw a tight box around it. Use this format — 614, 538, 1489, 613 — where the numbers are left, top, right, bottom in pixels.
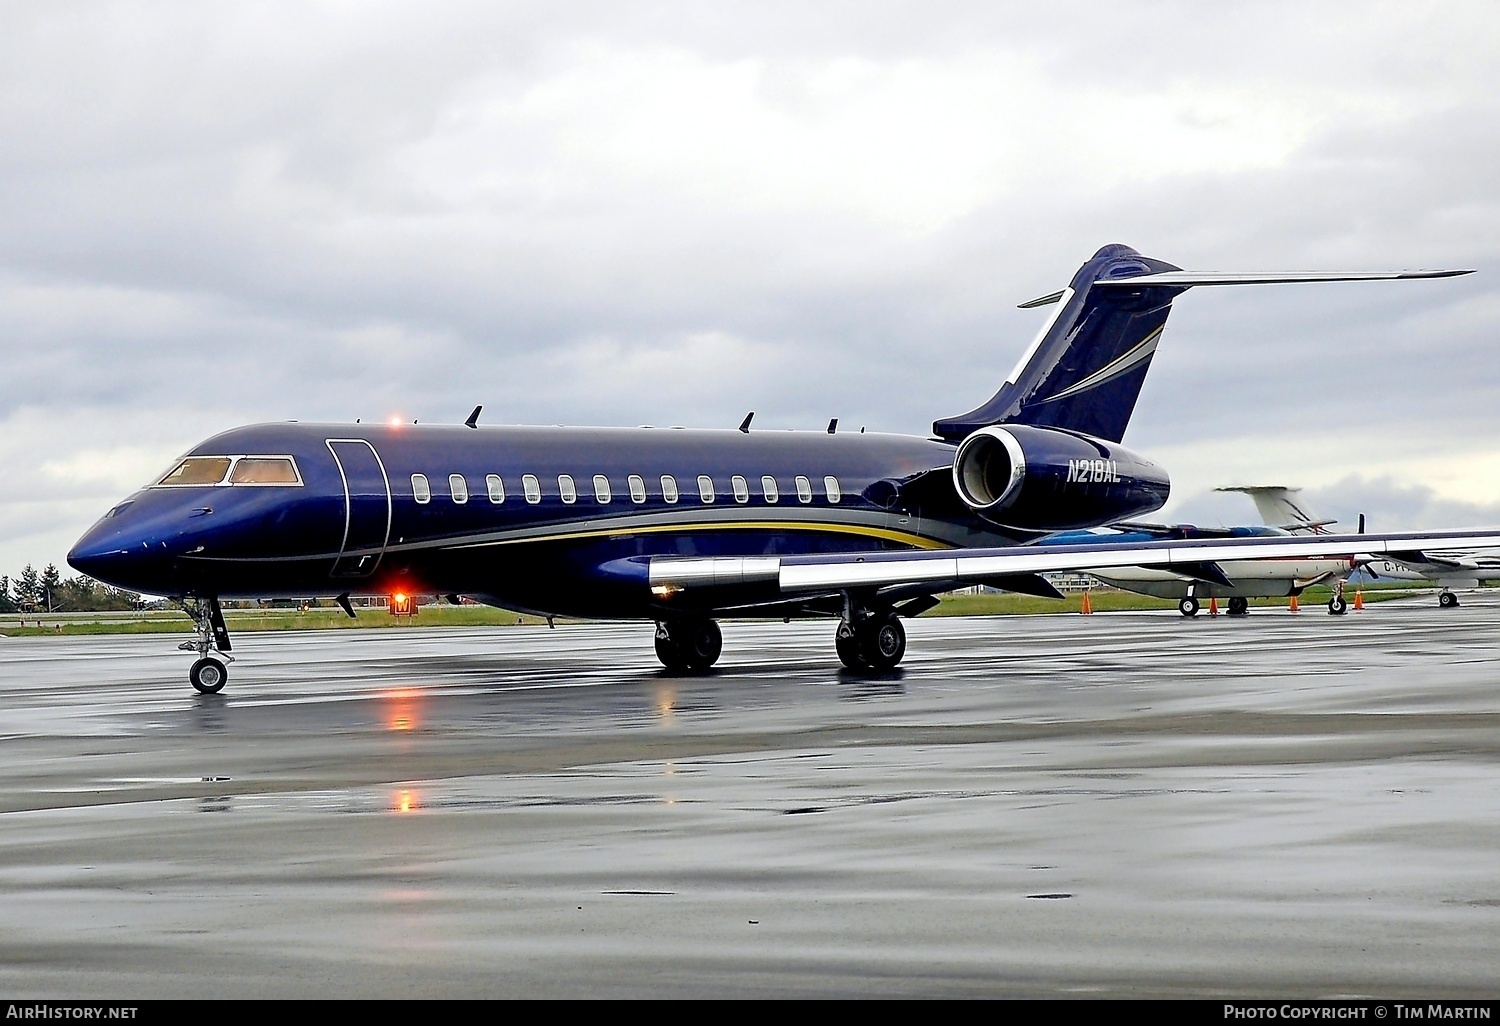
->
835, 624, 867, 669
1227, 597, 1249, 616
1439, 591, 1459, 609
684, 619, 722, 671
653, 630, 690, 671
1328, 595, 1348, 615
1178, 597, 1200, 617
860, 615, 906, 671
190, 657, 227, 695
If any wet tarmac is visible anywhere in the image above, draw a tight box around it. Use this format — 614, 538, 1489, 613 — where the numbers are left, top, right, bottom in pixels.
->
1, 595, 1499, 998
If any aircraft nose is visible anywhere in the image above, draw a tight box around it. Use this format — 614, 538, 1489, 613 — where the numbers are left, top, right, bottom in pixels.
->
67, 529, 134, 584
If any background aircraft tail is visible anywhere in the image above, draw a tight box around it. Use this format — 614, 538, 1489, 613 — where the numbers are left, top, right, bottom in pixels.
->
1216, 485, 1332, 534
932, 245, 1472, 445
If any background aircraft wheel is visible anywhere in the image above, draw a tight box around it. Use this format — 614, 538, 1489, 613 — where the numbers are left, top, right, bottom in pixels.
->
1328, 595, 1348, 615
860, 615, 906, 671
1227, 597, 1249, 616
189, 657, 227, 694
835, 624, 867, 669
1178, 597, 1200, 617
1439, 591, 1459, 608
684, 619, 722, 670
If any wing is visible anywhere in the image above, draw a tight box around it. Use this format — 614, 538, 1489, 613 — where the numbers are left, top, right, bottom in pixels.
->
645, 528, 1500, 607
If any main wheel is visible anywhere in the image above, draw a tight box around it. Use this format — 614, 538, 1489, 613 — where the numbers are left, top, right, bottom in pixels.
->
1328, 595, 1348, 615
1227, 597, 1249, 616
835, 623, 867, 669
860, 615, 906, 671
654, 628, 689, 670
189, 657, 227, 694
684, 619, 722, 670
1439, 591, 1460, 608
1178, 597, 1200, 617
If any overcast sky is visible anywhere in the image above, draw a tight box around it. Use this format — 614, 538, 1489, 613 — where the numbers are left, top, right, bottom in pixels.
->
3, 1, 1498, 575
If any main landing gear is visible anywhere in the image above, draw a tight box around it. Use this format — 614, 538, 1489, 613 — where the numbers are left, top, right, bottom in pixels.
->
1328, 580, 1348, 615
654, 617, 722, 672
174, 596, 233, 694
835, 609, 907, 672
1226, 596, 1249, 616
1439, 589, 1461, 608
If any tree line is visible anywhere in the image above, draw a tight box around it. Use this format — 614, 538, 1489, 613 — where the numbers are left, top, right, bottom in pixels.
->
0, 564, 148, 613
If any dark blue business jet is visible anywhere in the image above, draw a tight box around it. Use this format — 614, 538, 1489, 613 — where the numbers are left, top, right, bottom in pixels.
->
69, 245, 1490, 693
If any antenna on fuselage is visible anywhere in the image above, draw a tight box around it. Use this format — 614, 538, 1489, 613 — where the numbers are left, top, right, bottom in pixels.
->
466, 405, 482, 429
827, 418, 838, 434
739, 412, 754, 433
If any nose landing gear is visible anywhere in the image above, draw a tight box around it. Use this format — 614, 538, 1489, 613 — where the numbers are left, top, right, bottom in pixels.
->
175, 596, 233, 694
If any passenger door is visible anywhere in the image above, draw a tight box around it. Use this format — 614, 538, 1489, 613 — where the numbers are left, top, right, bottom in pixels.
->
326, 439, 392, 578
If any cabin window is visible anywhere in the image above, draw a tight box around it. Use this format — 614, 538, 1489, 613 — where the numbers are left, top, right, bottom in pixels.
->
559, 474, 577, 504
661, 475, 679, 504
824, 476, 841, 503
229, 457, 301, 485
593, 474, 611, 504
522, 474, 541, 504
795, 476, 812, 503
761, 476, 779, 503
628, 475, 647, 503
450, 474, 469, 504
412, 474, 431, 504
486, 474, 505, 504
732, 476, 749, 503
156, 456, 232, 487
697, 475, 715, 503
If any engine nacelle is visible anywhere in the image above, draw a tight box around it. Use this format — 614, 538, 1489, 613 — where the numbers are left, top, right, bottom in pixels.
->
951, 424, 1169, 531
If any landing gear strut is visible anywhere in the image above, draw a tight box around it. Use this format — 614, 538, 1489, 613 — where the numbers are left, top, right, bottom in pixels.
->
1439, 589, 1461, 608
174, 596, 233, 694
654, 617, 722, 671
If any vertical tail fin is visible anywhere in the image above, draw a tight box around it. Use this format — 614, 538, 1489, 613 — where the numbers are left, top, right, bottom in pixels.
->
933, 244, 1185, 444
1216, 486, 1331, 533
933, 246, 1470, 445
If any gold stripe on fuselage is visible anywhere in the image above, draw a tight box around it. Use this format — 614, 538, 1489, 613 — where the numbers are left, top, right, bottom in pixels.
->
449, 519, 954, 552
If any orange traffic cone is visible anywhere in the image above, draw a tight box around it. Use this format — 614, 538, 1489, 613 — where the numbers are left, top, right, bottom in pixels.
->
1208, 597, 1219, 616
1289, 594, 1300, 613
1354, 589, 1364, 610
1080, 590, 1092, 614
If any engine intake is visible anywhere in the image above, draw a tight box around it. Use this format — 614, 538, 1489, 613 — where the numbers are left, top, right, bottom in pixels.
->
952, 424, 1169, 531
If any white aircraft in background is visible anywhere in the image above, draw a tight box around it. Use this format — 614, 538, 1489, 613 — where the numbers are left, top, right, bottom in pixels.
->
1220, 485, 1500, 608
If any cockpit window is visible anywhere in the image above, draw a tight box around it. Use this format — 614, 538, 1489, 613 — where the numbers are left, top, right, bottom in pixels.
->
156, 457, 232, 486
230, 457, 300, 485
154, 455, 303, 487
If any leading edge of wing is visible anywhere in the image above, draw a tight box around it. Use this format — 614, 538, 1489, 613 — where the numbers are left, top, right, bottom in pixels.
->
647, 529, 1500, 596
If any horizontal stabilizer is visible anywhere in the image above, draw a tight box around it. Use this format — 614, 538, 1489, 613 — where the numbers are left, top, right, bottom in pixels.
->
1017, 289, 1068, 309
1097, 268, 1473, 288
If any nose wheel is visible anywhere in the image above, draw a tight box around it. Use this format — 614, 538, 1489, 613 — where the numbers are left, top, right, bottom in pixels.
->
190, 657, 228, 694
174, 596, 234, 693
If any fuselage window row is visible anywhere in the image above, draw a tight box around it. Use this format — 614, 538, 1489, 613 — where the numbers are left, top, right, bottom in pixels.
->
409, 473, 841, 506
